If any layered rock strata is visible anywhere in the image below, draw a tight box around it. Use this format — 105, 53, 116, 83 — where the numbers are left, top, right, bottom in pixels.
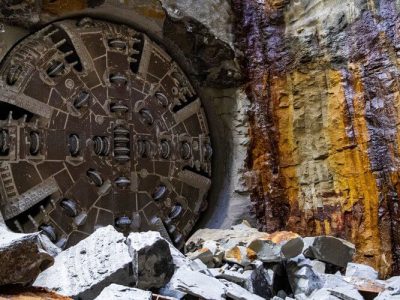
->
232, 0, 400, 277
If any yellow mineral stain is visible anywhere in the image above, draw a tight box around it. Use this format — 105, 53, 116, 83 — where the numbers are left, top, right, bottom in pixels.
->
273, 75, 300, 212
136, 5, 166, 20
246, 248, 257, 261
325, 68, 386, 275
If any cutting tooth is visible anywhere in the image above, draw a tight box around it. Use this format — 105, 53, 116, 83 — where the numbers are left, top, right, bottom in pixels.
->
13, 220, 23, 233
54, 38, 67, 48
28, 214, 38, 228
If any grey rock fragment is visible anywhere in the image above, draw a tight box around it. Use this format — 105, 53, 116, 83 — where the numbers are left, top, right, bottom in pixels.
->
185, 227, 268, 253
212, 260, 273, 298
186, 247, 214, 267
345, 262, 378, 280
219, 279, 264, 300
307, 288, 341, 299
34, 226, 132, 300
309, 260, 326, 274
0, 227, 54, 286
247, 236, 303, 263
322, 273, 352, 289
159, 283, 186, 300
187, 258, 214, 276
303, 236, 355, 267
328, 286, 364, 300
375, 276, 400, 299
169, 267, 227, 299
95, 284, 152, 300
127, 231, 174, 290
167, 241, 189, 269
287, 256, 324, 295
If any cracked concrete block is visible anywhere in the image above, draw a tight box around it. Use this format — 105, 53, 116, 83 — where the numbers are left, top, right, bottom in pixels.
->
303, 236, 355, 267
345, 263, 378, 280
0, 226, 53, 286
95, 284, 152, 300
33, 226, 132, 300
127, 231, 174, 290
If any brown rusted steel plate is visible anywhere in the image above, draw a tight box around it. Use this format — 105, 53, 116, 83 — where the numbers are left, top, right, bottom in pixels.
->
0, 18, 212, 249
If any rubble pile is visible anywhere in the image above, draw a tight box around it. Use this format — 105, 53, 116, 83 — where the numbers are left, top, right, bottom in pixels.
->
0, 221, 399, 299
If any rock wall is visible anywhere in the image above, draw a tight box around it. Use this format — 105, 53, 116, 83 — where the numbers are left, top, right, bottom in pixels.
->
233, 0, 400, 277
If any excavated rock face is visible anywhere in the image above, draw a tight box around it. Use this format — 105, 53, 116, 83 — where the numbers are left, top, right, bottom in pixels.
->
233, 0, 400, 276
0, 18, 212, 250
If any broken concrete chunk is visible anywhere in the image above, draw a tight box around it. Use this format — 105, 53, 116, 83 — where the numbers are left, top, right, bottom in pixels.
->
219, 279, 264, 300
0, 228, 53, 286
345, 262, 378, 280
169, 267, 227, 299
127, 231, 174, 290
95, 284, 152, 300
34, 226, 132, 300
303, 236, 355, 267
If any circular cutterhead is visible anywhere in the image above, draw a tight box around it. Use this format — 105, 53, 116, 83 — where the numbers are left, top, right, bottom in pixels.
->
0, 18, 212, 249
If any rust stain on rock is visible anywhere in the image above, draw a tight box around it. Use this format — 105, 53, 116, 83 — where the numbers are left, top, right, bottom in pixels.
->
233, 0, 400, 277
42, 0, 87, 15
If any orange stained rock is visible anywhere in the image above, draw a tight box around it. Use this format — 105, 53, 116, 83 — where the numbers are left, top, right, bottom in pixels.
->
273, 75, 300, 211
325, 68, 385, 275
135, 5, 166, 20
225, 246, 242, 261
42, 0, 86, 15
267, 231, 299, 244
246, 247, 258, 260
0, 288, 71, 300
198, 247, 210, 253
